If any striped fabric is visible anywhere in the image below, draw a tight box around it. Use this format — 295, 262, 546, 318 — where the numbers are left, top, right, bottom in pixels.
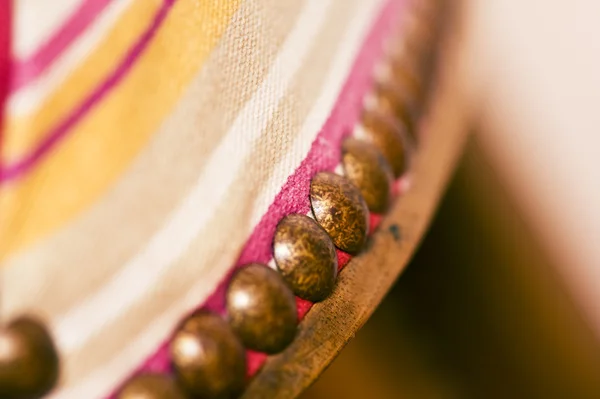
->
0, 0, 407, 397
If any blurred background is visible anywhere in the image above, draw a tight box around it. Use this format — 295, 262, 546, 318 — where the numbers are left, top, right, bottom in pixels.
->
301, 137, 600, 398
297, 2, 600, 397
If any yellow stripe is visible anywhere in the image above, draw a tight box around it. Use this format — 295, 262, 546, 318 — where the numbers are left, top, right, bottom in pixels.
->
0, 0, 242, 260
4, 0, 161, 162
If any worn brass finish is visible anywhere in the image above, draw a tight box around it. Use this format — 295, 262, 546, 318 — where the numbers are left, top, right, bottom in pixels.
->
117, 373, 186, 399
372, 83, 417, 142
390, 60, 424, 105
361, 110, 410, 177
403, 15, 434, 55
342, 138, 394, 213
402, 4, 438, 57
274, 214, 338, 302
310, 172, 369, 254
401, 3, 443, 82
0, 317, 59, 399
241, 20, 464, 394
170, 311, 246, 399
227, 264, 297, 354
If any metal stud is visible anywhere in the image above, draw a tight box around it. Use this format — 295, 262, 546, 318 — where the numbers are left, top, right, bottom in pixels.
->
383, 40, 428, 109
310, 172, 369, 254
404, 11, 435, 48
227, 264, 297, 354
342, 138, 394, 213
360, 110, 410, 177
371, 83, 417, 142
273, 214, 338, 302
170, 311, 246, 399
0, 317, 59, 399
117, 373, 186, 399
389, 60, 424, 105
401, 10, 439, 78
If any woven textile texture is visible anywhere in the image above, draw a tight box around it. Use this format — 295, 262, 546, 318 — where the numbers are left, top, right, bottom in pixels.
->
0, 0, 405, 397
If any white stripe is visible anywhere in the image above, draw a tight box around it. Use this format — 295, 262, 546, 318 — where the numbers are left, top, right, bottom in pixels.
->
53, 0, 336, 356
8, 0, 133, 116
48, 259, 233, 399
14, 0, 86, 59
49, 0, 388, 396
249, 0, 385, 225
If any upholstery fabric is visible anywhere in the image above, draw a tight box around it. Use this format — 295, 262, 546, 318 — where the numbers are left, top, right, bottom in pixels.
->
0, 0, 406, 397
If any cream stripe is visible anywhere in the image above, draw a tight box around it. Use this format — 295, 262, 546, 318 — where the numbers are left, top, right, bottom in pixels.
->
5, 0, 308, 393
9, 0, 133, 115
2, 0, 305, 323
51, 0, 386, 396
14, 0, 85, 58
53, 0, 336, 355
250, 3, 388, 225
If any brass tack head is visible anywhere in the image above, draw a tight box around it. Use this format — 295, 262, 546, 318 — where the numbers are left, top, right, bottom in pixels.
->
342, 138, 394, 213
404, 5, 437, 43
273, 214, 338, 302
384, 41, 428, 99
170, 310, 246, 399
389, 60, 424, 105
227, 264, 297, 354
117, 373, 186, 399
372, 84, 417, 140
361, 110, 410, 177
401, 15, 438, 75
310, 172, 369, 254
0, 317, 59, 399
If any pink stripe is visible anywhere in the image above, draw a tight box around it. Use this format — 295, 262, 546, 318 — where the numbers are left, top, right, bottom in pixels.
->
11, 0, 114, 92
0, 1, 11, 167
105, 0, 405, 396
0, 0, 176, 183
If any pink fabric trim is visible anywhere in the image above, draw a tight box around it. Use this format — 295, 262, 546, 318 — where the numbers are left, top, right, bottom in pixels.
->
201, 0, 402, 316
10, 0, 114, 92
106, 0, 405, 396
0, 1, 11, 168
0, 0, 176, 183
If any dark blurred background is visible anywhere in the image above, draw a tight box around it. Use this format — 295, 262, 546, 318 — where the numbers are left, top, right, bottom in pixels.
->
301, 138, 600, 399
